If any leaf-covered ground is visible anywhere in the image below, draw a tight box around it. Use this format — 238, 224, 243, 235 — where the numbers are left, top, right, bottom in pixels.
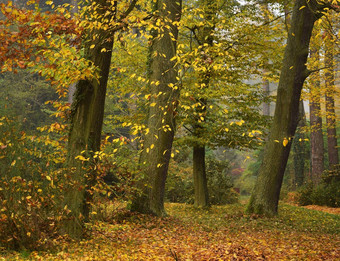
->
1, 202, 339, 260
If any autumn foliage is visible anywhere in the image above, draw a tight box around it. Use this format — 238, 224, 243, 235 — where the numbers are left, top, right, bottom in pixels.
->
1, 0, 340, 258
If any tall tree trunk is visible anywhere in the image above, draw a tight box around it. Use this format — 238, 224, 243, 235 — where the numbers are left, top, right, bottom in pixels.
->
193, 98, 209, 208
247, 0, 329, 216
63, 23, 114, 239
191, 0, 217, 208
324, 25, 339, 168
130, 0, 182, 216
309, 39, 324, 184
193, 146, 209, 207
63, 0, 138, 238
292, 101, 306, 187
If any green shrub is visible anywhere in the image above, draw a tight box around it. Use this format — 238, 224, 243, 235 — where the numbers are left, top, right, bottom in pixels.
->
0, 117, 65, 250
206, 157, 239, 205
297, 182, 314, 206
297, 167, 340, 207
165, 152, 239, 205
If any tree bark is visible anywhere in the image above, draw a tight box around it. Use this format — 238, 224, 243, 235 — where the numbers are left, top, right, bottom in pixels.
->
192, 97, 209, 208
193, 145, 209, 207
324, 26, 339, 168
63, 31, 114, 238
130, 0, 182, 216
247, 0, 328, 216
309, 41, 324, 184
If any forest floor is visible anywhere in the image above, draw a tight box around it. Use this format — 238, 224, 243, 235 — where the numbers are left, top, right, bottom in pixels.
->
1, 202, 339, 260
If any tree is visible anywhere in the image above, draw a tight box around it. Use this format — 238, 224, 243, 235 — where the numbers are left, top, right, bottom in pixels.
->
63, 0, 138, 238
247, 0, 337, 216
191, 0, 218, 208
130, 0, 182, 216
178, 0, 283, 208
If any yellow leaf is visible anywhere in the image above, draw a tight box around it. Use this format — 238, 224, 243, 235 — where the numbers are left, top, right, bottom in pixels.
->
299, 6, 305, 10
90, 44, 95, 49
11, 160, 16, 166
235, 120, 244, 126
171, 153, 174, 158
283, 138, 289, 147
46, 176, 52, 181
150, 102, 156, 107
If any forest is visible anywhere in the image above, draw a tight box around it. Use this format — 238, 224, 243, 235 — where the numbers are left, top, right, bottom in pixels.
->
0, 0, 339, 259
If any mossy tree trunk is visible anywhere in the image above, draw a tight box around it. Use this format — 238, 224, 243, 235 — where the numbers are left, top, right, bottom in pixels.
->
63, 0, 137, 238
64, 33, 114, 239
247, 0, 331, 216
193, 97, 209, 208
193, 143, 209, 207
130, 0, 182, 216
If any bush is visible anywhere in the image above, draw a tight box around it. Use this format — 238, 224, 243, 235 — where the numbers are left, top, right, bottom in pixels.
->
297, 182, 314, 206
165, 151, 239, 205
297, 167, 340, 207
0, 117, 66, 250
206, 157, 239, 205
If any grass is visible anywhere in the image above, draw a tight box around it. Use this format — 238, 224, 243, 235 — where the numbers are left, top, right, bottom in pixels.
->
1, 202, 339, 260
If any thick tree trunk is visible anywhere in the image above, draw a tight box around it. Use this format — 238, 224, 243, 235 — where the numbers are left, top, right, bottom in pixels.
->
193, 145, 209, 207
324, 27, 339, 168
292, 101, 306, 187
309, 42, 324, 184
130, 0, 182, 216
62, 0, 116, 238
192, 97, 209, 208
247, 0, 327, 216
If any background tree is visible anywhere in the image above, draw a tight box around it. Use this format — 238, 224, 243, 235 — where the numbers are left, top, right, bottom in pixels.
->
177, 0, 284, 208
130, 0, 182, 216
64, 0, 139, 238
247, 0, 337, 216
